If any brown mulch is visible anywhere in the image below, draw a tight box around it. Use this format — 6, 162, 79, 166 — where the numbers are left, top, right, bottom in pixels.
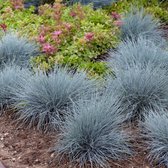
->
0, 115, 58, 168
161, 24, 168, 40
0, 115, 164, 168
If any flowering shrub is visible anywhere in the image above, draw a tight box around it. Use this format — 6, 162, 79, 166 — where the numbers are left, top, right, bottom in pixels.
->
0, 0, 120, 76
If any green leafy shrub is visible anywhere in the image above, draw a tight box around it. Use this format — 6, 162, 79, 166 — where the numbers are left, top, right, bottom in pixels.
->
0, 0, 120, 76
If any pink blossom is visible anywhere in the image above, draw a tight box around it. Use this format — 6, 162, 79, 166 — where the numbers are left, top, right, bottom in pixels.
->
84, 32, 94, 42
70, 11, 77, 17
52, 36, 61, 44
42, 43, 55, 55
14, 5, 23, 10
111, 12, 121, 20
0, 23, 7, 32
53, 30, 62, 36
64, 23, 72, 30
15, 5, 20, 9
38, 35, 45, 43
114, 20, 123, 27
52, 31, 62, 43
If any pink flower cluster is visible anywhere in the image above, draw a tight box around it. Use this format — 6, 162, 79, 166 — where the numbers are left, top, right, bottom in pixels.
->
114, 20, 123, 27
37, 23, 72, 56
53, 30, 62, 36
111, 12, 121, 20
52, 30, 62, 44
0, 23, 7, 32
111, 12, 123, 27
84, 32, 94, 42
64, 23, 72, 31
38, 35, 45, 43
42, 43, 55, 55
70, 11, 77, 17
10, 0, 24, 10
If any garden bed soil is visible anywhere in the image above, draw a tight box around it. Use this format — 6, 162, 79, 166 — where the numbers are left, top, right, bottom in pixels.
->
161, 24, 168, 40
0, 115, 163, 168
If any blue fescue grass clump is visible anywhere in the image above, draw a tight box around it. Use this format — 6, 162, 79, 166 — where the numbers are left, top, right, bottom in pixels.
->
12, 67, 97, 132
141, 112, 168, 167
0, 65, 30, 113
121, 9, 165, 44
109, 37, 168, 71
106, 66, 168, 121
55, 94, 132, 167
68, 0, 116, 8
0, 32, 39, 68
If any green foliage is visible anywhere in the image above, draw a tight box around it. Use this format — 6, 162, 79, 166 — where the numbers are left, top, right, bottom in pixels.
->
0, 0, 119, 76
0, 6, 43, 38
146, 6, 168, 25
106, 0, 168, 25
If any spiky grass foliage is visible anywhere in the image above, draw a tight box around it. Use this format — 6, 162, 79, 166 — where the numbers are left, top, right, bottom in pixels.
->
0, 32, 39, 68
141, 112, 168, 167
106, 66, 168, 121
55, 94, 132, 168
0, 65, 30, 114
109, 37, 168, 71
68, 0, 116, 8
13, 68, 97, 132
121, 9, 165, 44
